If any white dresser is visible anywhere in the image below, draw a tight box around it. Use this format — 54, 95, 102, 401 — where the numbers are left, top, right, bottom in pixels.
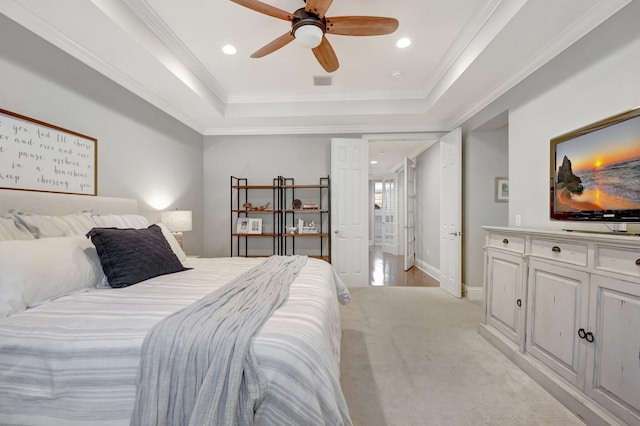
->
480, 226, 640, 425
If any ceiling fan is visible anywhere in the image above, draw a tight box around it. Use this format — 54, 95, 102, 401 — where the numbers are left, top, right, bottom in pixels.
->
230, 0, 399, 73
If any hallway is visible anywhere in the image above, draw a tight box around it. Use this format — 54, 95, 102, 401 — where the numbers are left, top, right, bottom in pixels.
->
369, 245, 439, 287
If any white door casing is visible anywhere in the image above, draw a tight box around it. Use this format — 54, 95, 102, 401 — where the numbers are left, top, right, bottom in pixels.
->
331, 138, 369, 287
404, 157, 416, 271
439, 128, 462, 298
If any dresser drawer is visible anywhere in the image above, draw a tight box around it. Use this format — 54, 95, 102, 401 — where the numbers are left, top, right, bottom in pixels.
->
595, 245, 640, 279
530, 238, 587, 266
487, 232, 525, 253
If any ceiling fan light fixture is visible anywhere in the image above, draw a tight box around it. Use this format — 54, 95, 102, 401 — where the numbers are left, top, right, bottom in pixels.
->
294, 25, 323, 48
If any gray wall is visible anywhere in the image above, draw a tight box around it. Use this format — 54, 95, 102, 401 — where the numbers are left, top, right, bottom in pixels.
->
0, 14, 205, 255
508, 1, 640, 233
203, 134, 335, 257
459, 0, 640, 291
463, 126, 509, 289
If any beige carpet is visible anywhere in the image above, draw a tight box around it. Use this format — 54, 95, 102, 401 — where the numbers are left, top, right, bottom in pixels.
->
339, 287, 584, 426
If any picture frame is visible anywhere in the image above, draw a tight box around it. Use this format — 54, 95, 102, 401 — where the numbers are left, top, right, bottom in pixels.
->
0, 108, 97, 195
248, 218, 262, 234
495, 177, 509, 202
236, 218, 250, 234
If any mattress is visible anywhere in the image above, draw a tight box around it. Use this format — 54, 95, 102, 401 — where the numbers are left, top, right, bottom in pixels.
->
0, 257, 351, 425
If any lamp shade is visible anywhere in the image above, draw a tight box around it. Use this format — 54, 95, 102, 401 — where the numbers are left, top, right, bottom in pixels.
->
161, 210, 192, 232
294, 25, 323, 48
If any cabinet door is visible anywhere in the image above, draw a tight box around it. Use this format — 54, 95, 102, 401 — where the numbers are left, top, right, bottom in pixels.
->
485, 249, 525, 348
585, 274, 640, 425
526, 258, 589, 388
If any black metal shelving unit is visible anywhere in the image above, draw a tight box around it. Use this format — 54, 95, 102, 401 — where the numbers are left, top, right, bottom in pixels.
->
230, 175, 331, 262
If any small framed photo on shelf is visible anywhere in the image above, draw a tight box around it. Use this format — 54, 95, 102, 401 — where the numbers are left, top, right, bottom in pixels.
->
236, 218, 250, 234
248, 218, 263, 234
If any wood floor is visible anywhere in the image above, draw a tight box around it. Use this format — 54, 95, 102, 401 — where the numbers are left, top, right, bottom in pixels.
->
369, 245, 439, 287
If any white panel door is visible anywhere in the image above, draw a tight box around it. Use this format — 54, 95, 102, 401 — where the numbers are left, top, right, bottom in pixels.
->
382, 174, 398, 255
403, 157, 416, 271
439, 128, 462, 298
331, 138, 369, 287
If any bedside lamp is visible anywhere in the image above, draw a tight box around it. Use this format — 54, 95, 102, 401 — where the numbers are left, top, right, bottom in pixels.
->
161, 210, 192, 249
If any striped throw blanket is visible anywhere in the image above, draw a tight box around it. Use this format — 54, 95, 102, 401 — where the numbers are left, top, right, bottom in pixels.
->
130, 255, 308, 426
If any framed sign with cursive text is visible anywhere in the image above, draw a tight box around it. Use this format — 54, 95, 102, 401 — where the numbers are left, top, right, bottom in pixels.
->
0, 108, 97, 196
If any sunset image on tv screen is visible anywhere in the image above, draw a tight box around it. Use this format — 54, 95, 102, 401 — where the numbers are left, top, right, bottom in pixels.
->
554, 114, 640, 213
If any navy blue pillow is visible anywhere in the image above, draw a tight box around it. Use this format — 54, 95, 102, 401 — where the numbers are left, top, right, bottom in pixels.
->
86, 224, 189, 288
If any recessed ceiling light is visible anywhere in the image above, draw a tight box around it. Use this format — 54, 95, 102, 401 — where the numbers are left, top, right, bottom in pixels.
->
391, 71, 401, 77
396, 38, 411, 48
370, 160, 378, 164
222, 45, 237, 55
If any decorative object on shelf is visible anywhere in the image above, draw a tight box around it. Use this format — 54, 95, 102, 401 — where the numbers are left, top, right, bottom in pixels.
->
248, 218, 263, 234
292, 199, 302, 210
302, 201, 318, 209
236, 217, 250, 234
288, 226, 298, 234
160, 210, 192, 249
242, 202, 271, 211
297, 219, 317, 234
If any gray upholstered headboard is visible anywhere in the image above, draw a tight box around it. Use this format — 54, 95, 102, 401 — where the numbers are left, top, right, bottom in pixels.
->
0, 189, 138, 215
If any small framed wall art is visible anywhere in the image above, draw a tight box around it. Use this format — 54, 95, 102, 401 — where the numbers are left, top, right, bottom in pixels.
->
495, 177, 509, 202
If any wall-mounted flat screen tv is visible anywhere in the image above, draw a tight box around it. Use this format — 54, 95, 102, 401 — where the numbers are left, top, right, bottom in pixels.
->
550, 107, 640, 222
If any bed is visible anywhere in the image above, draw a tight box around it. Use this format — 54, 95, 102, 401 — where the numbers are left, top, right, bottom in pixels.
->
0, 191, 352, 425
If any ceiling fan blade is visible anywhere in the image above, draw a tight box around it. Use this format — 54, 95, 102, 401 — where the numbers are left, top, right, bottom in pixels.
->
230, 0, 294, 21
250, 32, 295, 58
305, 0, 333, 19
325, 16, 399, 36
312, 37, 339, 73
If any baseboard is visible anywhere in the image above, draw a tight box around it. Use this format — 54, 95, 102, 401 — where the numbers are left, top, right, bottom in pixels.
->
415, 259, 484, 301
463, 285, 483, 302
478, 324, 624, 426
415, 259, 439, 282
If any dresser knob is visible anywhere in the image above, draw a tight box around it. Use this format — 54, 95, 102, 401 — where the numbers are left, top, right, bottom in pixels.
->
551, 246, 561, 253
502, 238, 509, 244
636, 258, 640, 266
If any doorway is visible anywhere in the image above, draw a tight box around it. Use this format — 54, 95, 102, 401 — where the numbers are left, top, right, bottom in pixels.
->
368, 139, 438, 286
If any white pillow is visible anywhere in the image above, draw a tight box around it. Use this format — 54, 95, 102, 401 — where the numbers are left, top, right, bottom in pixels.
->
0, 217, 35, 241
157, 222, 187, 262
9, 211, 96, 238
0, 236, 107, 317
91, 214, 149, 229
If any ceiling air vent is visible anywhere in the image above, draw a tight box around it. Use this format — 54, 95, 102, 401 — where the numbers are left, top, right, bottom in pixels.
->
313, 76, 333, 87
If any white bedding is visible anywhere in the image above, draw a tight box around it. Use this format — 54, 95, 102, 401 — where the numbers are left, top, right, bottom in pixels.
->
0, 257, 351, 425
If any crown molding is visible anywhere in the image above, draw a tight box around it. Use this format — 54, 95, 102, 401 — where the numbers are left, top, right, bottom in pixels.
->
449, 0, 632, 128
203, 122, 451, 136
121, 0, 228, 108
0, 0, 207, 134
